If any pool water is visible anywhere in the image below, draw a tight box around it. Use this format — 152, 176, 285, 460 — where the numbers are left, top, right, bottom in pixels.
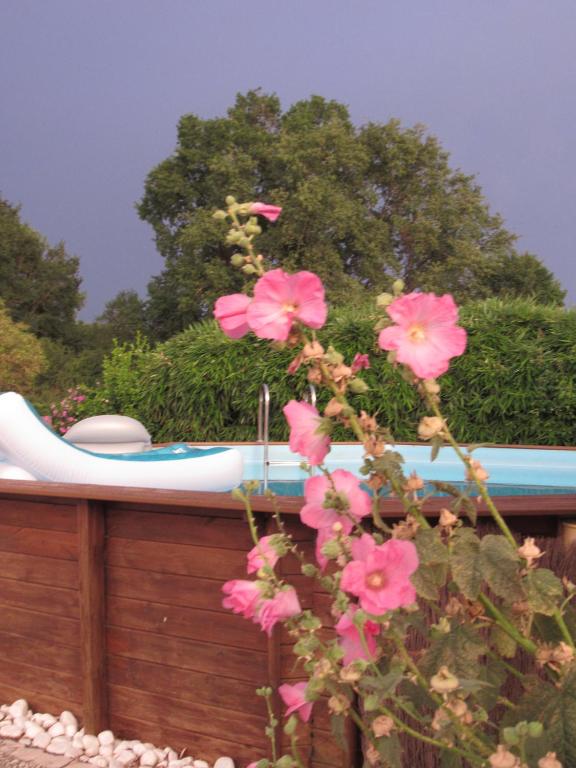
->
255, 479, 576, 497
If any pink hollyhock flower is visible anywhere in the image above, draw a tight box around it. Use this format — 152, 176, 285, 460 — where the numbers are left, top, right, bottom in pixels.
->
300, 470, 371, 530
340, 534, 418, 615
378, 292, 467, 379
283, 400, 331, 466
214, 293, 251, 339
256, 587, 301, 636
278, 681, 313, 722
249, 202, 282, 222
247, 269, 327, 341
247, 535, 280, 574
336, 606, 380, 666
222, 579, 262, 619
351, 353, 370, 373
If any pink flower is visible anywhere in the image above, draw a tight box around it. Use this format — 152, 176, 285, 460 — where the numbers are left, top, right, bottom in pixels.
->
378, 292, 467, 379
222, 579, 262, 619
247, 269, 327, 341
214, 293, 252, 339
351, 353, 370, 373
336, 606, 380, 666
278, 681, 313, 722
340, 534, 418, 615
283, 400, 331, 466
249, 202, 282, 222
247, 535, 280, 574
256, 587, 301, 636
42, 415, 53, 427
300, 470, 371, 530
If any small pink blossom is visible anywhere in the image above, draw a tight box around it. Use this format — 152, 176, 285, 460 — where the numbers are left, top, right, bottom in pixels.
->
278, 681, 313, 722
283, 400, 331, 466
336, 606, 380, 666
247, 269, 327, 341
300, 470, 371, 530
256, 587, 301, 636
214, 293, 252, 339
351, 353, 371, 373
378, 292, 467, 379
42, 415, 53, 427
247, 535, 280, 574
222, 579, 262, 619
340, 534, 418, 615
249, 202, 282, 222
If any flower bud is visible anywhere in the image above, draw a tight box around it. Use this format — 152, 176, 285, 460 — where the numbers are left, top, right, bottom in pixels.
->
418, 416, 445, 440
213, 209, 227, 220
404, 472, 424, 492
517, 537, 543, 566
488, 745, 520, 768
392, 279, 405, 295
439, 507, 458, 528
225, 195, 237, 206
348, 378, 370, 394
376, 292, 394, 308
328, 694, 350, 715
423, 378, 441, 395
466, 458, 489, 483
324, 398, 344, 418
371, 715, 395, 738
430, 666, 460, 694
538, 752, 563, 768
241, 264, 258, 275
230, 253, 245, 267
303, 340, 324, 359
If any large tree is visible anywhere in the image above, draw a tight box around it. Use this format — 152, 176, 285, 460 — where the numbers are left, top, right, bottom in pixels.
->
138, 90, 564, 339
0, 197, 84, 341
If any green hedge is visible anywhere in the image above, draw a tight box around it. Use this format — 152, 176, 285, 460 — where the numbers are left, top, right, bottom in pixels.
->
80, 298, 576, 446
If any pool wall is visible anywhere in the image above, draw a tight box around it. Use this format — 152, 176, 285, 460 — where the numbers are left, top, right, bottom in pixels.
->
0, 442, 575, 767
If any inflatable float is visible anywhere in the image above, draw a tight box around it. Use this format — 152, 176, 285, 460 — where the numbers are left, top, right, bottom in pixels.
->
0, 392, 243, 492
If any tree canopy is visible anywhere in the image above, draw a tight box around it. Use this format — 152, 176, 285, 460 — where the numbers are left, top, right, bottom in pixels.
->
138, 90, 565, 339
0, 197, 84, 341
0, 300, 47, 394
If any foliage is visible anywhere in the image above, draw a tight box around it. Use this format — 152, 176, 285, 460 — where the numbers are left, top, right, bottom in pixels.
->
137, 90, 564, 339
0, 300, 47, 394
95, 289, 149, 343
45, 387, 87, 434
0, 197, 84, 342
82, 297, 576, 446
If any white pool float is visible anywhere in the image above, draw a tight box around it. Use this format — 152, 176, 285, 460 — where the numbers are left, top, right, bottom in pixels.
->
0, 392, 243, 492
64, 414, 152, 453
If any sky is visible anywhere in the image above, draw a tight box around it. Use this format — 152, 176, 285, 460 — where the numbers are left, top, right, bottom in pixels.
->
1, 0, 575, 319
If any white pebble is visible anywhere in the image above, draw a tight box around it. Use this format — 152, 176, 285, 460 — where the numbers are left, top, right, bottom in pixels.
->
73, 732, 85, 749
83, 735, 102, 756
65, 723, 78, 738
8, 699, 28, 719
192, 762, 209, 768
90, 758, 109, 768
213, 758, 234, 768
49, 721, 66, 737
13, 716, 27, 729
116, 750, 138, 766
19, 737, 32, 747
98, 730, 115, 746
169, 760, 192, 768
66, 747, 84, 759
166, 751, 179, 763
132, 744, 147, 758
32, 731, 52, 749
60, 711, 78, 728
42, 714, 57, 728
46, 736, 71, 755
25, 721, 44, 738
0, 724, 24, 739
140, 750, 159, 767
100, 745, 115, 758
80, 758, 90, 763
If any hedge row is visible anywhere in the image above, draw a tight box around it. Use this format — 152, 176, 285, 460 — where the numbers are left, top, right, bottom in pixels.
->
80, 298, 576, 446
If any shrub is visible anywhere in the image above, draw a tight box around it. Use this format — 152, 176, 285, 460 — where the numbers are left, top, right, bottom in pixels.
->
0, 301, 47, 395
80, 298, 576, 445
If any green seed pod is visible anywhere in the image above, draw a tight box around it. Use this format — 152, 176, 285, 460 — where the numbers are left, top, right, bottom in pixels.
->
230, 253, 245, 267
212, 209, 227, 221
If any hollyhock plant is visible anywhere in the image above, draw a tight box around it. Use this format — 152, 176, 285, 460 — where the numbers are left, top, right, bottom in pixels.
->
256, 587, 301, 636
249, 202, 283, 222
335, 606, 380, 666
246, 269, 327, 341
300, 470, 371, 530
214, 293, 251, 339
351, 353, 370, 373
283, 400, 331, 465
247, 535, 280, 574
278, 682, 313, 723
378, 292, 467, 379
340, 534, 418, 615
222, 579, 262, 619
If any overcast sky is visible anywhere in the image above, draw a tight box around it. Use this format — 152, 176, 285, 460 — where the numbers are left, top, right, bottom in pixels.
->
1, 0, 575, 319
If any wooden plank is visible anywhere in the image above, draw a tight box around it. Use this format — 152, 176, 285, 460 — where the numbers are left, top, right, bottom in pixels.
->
0, 681, 77, 722
0, 551, 77, 589
107, 509, 254, 549
107, 655, 266, 717
0, 603, 79, 646
0, 656, 81, 705
107, 538, 248, 580
77, 499, 108, 734
0, 576, 79, 619
109, 684, 266, 746
0, 629, 80, 675
107, 626, 268, 684
0, 524, 77, 560
107, 595, 267, 651
111, 714, 267, 765
0, 499, 76, 532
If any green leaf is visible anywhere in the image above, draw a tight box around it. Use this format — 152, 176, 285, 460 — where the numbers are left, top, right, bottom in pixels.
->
329, 713, 349, 752
524, 568, 564, 616
420, 622, 486, 680
491, 623, 518, 658
374, 732, 402, 768
411, 528, 449, 600
450, 527, 482, 599
480, 534, 524, 602
438, 750, 463, 768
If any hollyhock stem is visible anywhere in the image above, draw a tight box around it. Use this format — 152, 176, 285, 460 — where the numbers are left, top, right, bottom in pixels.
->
552, 608, 575, 649
229, 210, 265, 276
478, 594, 537, 654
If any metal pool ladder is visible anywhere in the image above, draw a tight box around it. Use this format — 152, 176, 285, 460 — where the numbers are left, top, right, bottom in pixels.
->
257, 383, 317, 491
